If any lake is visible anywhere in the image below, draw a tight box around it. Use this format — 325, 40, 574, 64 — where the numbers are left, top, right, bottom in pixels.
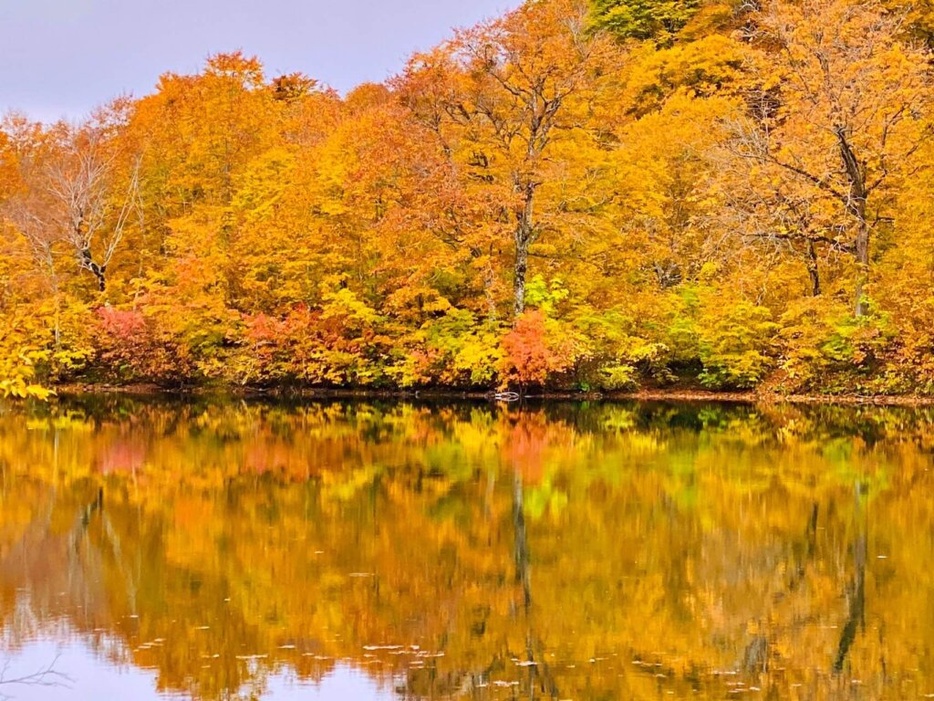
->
0, 396, 932, 700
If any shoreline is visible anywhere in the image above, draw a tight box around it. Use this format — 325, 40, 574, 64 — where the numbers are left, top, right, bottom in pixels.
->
49, 384, 934, 408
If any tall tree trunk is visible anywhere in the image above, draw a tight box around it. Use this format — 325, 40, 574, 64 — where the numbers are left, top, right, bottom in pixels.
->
513, 185, 535, 319
853, 221, 870, 317
514, 232, 529, 319
835, 126, 869, 317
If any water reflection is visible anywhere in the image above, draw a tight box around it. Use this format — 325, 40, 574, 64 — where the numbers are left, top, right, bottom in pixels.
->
1, 637, 395, 700
0, 397, 933, 700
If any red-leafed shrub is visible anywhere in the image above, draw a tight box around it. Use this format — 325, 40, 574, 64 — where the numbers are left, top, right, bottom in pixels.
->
93, 307, 178, 383
499, 310, 581, 388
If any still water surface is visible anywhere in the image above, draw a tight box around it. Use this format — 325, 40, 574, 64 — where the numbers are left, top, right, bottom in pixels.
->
0, 396, 933, 700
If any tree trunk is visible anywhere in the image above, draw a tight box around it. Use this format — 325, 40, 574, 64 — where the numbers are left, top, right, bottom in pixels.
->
834, 126, 869, 317
513, 185, 535, 319
853, 221, 870, 317
806, 240, 821, 297
79, 248, 107, 291
514, 233, 529, 319
93, 266, 106, 292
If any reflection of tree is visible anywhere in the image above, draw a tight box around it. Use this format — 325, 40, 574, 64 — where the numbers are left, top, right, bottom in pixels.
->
0, 399, 932, 699
0, 482, 110, 633
834, 484, 868, 674
513, 473, 531, 612
0, 479, 279, 699
511, 471, 560, 700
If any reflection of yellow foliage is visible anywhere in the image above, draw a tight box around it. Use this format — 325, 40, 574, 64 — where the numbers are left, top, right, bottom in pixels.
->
0, 399, 932, 700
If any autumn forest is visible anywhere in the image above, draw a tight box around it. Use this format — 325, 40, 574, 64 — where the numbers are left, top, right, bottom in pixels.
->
3, 0, 934, 398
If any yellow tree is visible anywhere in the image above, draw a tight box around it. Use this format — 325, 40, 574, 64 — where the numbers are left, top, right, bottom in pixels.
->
115, 54, 293, 381
1, 104, 140, 295
225, 78, 340, 314
728, 0, 931, 316
0, 112, 140, 392
127, 53, 282, 308
397, 0, 622, 319
611, 93, 738, 290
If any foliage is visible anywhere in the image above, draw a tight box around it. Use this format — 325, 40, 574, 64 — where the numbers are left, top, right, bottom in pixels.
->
0, 316, 54, 400
0, 0, 932, 397
1, 399, 933, 699
776, 296, 896, 393
590, 0, 704, 40
696, 294, 778, 389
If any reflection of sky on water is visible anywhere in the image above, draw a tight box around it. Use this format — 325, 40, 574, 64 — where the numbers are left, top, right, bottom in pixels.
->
269, 666, 394, 701
1, 633, 393, 700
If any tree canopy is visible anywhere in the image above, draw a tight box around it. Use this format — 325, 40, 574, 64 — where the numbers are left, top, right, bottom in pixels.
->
1, 0, 933, 397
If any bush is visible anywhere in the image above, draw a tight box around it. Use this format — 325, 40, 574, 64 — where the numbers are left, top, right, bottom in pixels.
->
696, 297, 778, 390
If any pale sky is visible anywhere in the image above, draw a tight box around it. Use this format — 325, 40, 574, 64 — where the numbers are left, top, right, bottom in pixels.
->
0, 0, 520, 123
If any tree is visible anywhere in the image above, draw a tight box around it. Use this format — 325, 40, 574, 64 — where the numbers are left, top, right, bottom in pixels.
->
397, 0, 622, 319
590, 0, 704, 40
1, 105, 140, 293
727, 0, 931, 316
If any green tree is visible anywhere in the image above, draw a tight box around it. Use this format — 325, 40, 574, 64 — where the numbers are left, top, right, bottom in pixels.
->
590, 0, 703, 40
